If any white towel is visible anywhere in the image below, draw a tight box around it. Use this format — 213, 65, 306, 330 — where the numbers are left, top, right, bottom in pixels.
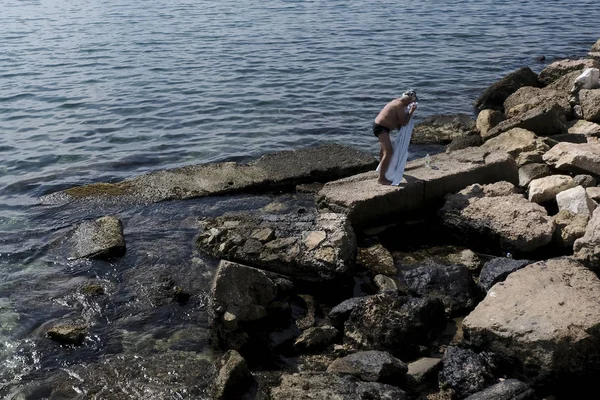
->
376, 103, 416, 185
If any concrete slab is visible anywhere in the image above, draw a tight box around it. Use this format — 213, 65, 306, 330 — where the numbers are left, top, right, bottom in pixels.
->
316, 148, 518, 227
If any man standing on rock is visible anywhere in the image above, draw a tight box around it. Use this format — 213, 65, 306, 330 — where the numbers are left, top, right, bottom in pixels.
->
373, 90, 418, 185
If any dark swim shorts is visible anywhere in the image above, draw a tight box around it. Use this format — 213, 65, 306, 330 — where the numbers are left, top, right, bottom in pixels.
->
373, 123, 390, 137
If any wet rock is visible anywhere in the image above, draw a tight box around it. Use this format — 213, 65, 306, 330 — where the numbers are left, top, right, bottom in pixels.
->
579, 89, 600, 122
538, 59, 600, 86
483, 104, 567, 141
327, 350, 408, 384
47, 324, 87, 345
476, 109, 506, 137
344, 291, 445, 359
406, 357, 442, 389
463, 258, 600, 386
477, 257, 532, 292
574, 207, 600, 270
412, 114, 477, 144
294, 326, 338, 352
374, 274, 398, 291
357, 243, 396, 275
69, 216, 125, 260
270, 372, 407, 400
527, 175, 576, 203
474, 67, 541, 111
556, 185, 596, 217
79, 282, 105, 296
329, 296, 370, 327
464, 379, 535, 400
399, 264, 477, 316
503, 87, 570, 119
543, 142, 600, 175
317, 148, 518, 227
198, 212, 355, 281
480, 128, 550, 166
517, 163, 551, 187
439, 346, 496, 398
439, 182, 554, 254
212, 350, 256, 400
446, 134, 483, 152
41, 144, 379, 205
574, 174, 597, 188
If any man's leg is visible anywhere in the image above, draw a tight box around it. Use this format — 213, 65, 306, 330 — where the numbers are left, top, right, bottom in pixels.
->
377, 132, 393, 185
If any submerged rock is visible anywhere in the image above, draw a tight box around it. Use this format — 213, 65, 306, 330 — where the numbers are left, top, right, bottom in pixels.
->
270, 372, 407, 400
197, 211, 355, 281
69, 216, 126, 260
46, 324, 88, 346
439, 182, 554, 254
327, 350, 408, 384
344, 291, 445, 359
464, 258, 600, 386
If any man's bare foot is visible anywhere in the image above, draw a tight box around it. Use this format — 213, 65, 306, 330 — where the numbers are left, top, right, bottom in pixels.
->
377, 178, 392, 185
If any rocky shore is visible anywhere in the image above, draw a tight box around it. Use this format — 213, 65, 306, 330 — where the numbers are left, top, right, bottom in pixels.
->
40, 38, 600, 399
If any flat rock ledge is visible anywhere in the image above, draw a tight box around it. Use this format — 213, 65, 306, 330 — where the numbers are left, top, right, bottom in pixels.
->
463, 258, 600, 386
197, 211, 355, 281
317, 148, 518, 227
40, 143, 378, 205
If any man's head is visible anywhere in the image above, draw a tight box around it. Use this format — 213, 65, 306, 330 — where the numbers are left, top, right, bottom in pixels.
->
401, 89, 418, 103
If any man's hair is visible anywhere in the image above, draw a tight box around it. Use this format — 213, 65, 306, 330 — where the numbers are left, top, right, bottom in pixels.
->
402, 89, 418, 101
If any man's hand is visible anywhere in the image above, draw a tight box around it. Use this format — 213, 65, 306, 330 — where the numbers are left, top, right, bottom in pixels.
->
409, 103, 418, 113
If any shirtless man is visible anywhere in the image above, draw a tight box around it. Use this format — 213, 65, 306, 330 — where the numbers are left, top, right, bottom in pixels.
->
373, 89, 418, 184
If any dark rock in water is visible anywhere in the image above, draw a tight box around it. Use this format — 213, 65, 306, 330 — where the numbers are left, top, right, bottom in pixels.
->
464, 379, 535, 400
439, 346, 497, 398
327, 350, 408, 385
197, 211, 355, 281
328, 296, 370, 328
399, 264, 478, 316
270, 372, 408, 400
47, 324, 88, 345
474, 67, 541, 111
412, 113, 477, 145
212, 350, 257, 400
344, 291, 445, 360
69, 216, 125, 260
41, 143, 378, 205
294, 326, 338, 352
477, 258, 532, 292
79, 282, 105, 296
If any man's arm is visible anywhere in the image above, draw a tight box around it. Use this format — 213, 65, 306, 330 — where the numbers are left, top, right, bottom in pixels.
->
398, 103, 417, 126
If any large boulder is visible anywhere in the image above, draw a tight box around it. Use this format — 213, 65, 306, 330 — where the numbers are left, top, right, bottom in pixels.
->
538, 59, 600, 86
517, 163, 551, 187
483, 104, 567, 141
41, 144, 379, 205
344, 291, 445, 359
477, 258, 532, 292
476, 109, 506, 137
412, 114, 477, 144
556, 185, 596, 217
439, 182, 554, 254
464, 379, 535, 400
197, 212, 355, 281
542, 142, 600, 175
579, 89, 600, 122
69, 216, 126, 260
439, 346, 497, 398
327, 350, 408, 384
463, 258, 600, 386
399, 264, 477, 316
503, 87, 570, 119
317, 148, 518, 228
527, 175, 576, 203
553, 209, 589, 248
574, 207, 600, 270
480, 128, 550, 166
474, 67, 541, 111
270, 373, 407, 400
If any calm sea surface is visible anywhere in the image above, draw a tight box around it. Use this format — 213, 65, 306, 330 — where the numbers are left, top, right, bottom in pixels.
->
0, 0, 598, 397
